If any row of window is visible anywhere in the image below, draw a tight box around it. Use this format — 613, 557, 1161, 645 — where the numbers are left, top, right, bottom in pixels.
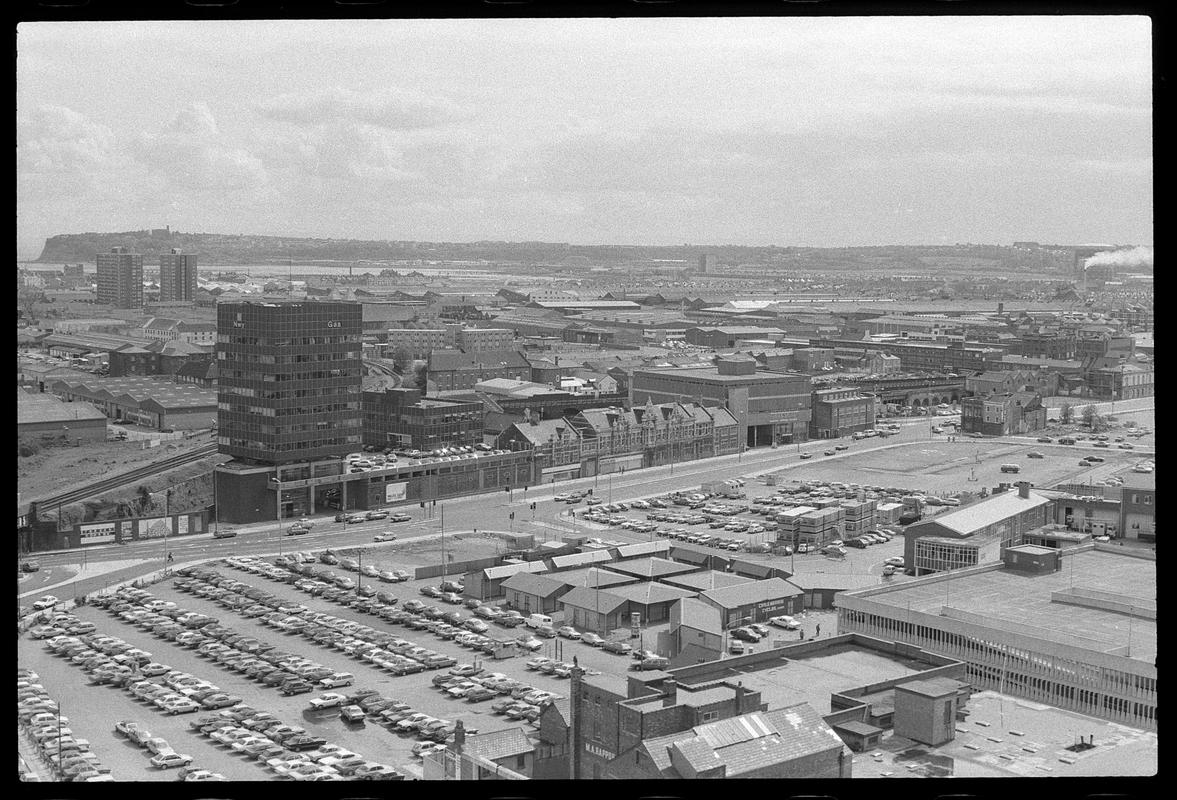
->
221, 402, 361, 416
217, 334, 361, 346
219, 435, 361, 451
218, 351, 360, 364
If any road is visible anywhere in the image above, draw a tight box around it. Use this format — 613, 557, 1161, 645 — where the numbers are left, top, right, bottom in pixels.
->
21, 410, 1148, 603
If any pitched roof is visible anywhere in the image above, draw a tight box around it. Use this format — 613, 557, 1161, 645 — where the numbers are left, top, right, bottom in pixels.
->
558, 586, 628, 615
462, 727, 535, 761
602, 556, 699, 580
908, 489, 1053, 536
549, 549, 614, 570
481, 560, 549, 581
605, 581, 697, 606
699, 577, 802, 609
643, 704, 844, 778
500, 572, 567, 599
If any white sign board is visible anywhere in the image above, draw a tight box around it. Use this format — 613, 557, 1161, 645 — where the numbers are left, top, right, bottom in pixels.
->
79, 522, 116, 544
385, 482, 407, 503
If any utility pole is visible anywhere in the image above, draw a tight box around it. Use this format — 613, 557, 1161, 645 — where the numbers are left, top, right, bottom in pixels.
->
440, 503, 446, 580
356, 551, 362, 596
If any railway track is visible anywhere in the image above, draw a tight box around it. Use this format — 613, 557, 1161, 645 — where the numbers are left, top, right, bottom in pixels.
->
30, 442, 220, 511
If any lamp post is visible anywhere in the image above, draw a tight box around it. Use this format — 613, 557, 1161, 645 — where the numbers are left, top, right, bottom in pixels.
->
356, 551, 362, 596
440, 503, 446, 581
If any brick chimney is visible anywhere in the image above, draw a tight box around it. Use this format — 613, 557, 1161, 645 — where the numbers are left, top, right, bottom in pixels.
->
662, 678, 677, 707
734, 681, 746, 710
453, 719, 465, 754
1019, 482, 1030, 499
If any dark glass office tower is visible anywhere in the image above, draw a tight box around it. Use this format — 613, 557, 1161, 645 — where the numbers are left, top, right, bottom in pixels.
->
217, 301, 363, 464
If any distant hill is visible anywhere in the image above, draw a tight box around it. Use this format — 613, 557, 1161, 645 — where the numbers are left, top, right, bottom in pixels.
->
35, 229, 1069, 275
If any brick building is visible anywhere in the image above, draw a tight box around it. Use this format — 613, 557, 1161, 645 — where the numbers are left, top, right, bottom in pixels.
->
809, 387, 876, 439
959, 391, 1046, 436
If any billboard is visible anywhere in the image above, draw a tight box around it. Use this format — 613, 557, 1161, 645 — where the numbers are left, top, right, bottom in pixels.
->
385, 482, 407, 504
177, 515, 189, 536
138, 516, 172, 540
79, 522, 116, 544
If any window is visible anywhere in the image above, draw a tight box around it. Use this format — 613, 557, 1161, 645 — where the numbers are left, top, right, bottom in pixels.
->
516, 754, 526, 770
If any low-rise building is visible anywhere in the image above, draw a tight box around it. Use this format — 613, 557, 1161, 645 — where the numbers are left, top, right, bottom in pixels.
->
809, 388, 876, 439
362, 386, 483, 451
1119, 474, 1155, 542
429, 348, 531, 391
959, 391, 1046, 436
17, 389, 108, 443
902, 483, 1054, 575
697, 577, 805, 628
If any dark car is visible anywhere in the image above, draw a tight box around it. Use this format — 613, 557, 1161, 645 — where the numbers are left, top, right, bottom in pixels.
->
21, 561, 40, 573
280, 679, 314, 695
284, 735, 328, 751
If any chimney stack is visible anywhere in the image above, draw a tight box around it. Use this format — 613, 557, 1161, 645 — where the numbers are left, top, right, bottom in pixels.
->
734, 681, 746, 710
1019, 482, 1030, 499
663, 679, 677, 707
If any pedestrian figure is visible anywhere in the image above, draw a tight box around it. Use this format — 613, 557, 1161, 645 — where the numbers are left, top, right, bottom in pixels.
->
166, 552, 174, 563
798, 629, 804, 640
815, 623, 821, 637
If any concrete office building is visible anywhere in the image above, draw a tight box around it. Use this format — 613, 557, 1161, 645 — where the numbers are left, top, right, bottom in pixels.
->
838, 545, 1156, 731
382, 328, 448, 358
362, 386, 483, 451
456, 327, 514, 352
159, 248, 198, 302
631, 356, 812, 447
216, 300, 364, 465
96, 246, 144, 309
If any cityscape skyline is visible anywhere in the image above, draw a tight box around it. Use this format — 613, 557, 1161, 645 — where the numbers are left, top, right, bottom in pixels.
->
17, 17, 1152, 260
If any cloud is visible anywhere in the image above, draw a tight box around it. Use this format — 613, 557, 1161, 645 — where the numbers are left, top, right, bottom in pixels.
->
257, 87, 461, 130
18, 104, 121, 173
134, 103, 268, 193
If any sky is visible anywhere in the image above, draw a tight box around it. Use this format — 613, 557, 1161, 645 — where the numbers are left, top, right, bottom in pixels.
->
16, 17, 1153, 258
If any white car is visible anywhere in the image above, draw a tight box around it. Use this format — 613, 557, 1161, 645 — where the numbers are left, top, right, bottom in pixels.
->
32, 596, 60, 611
150, 752, 194, 769
308, 692, 348, 709
769, 615, 800, 630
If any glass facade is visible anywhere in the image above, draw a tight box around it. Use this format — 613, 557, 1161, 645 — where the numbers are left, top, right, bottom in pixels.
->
217, 301, 363, 464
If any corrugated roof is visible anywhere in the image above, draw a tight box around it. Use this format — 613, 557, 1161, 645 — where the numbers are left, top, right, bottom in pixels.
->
462, 727, 535, 761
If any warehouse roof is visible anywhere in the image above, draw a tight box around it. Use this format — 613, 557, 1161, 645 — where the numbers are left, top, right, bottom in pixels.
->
910, 489, 1052, 536
480, 560, 549, 581
461, 727, 535, 761
17, 391, 107, 425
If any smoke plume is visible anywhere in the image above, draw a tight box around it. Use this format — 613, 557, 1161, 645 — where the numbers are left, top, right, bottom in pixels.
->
1085, 246, 1153, 269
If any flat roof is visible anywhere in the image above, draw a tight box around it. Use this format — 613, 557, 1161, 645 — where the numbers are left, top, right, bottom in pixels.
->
699, 577, 803, 609
853, 549, 1156, 663
693, 641, 931, 714
633, 366, 799, 384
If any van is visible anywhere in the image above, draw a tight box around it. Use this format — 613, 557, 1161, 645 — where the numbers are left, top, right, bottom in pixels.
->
1000, 464, 1021, 474
524, 614, 553, 630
